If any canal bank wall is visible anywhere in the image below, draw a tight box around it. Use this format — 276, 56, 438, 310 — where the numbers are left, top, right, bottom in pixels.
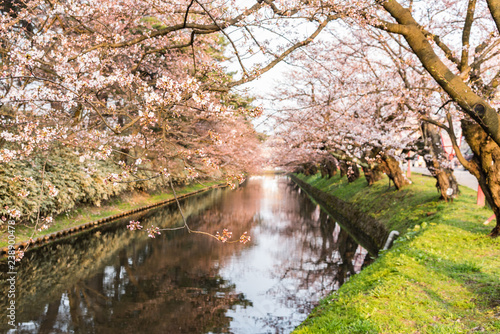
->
292, 172, 500, 333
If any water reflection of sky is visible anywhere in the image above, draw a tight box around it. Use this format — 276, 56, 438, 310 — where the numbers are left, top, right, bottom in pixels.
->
219, 176, 368, 333
1, 175, 371, 334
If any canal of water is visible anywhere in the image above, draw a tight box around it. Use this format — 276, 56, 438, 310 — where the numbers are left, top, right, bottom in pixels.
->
0, 175, 374, 334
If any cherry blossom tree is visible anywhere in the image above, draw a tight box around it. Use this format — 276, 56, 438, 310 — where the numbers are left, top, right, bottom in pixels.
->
269, 22, 465, 198
4, 0, 500, 238
0, 0, 333, 189
0, 0, 272, 247
267, 29, 424, 190
343, 0, 500, 234
242, 0, 500, 233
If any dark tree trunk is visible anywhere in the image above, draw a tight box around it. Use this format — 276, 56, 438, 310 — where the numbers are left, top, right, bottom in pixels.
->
69, 287, 82, 329
339, 161, 348, 178
380, 154, 409, 190
320, 163, 328, 178
326, 156, 338, 178
319, 211, 335, 262
346, 162, 360, 183
339, 161, 360, 182
362, 166, 383, 186
294, 166, 305, 174
420, 123, 460, 201
302, 162, 318, 176
320, 156, 338, 178
461, 120, 500, 236
335, 228, 358, 287
435, 170, 459, 201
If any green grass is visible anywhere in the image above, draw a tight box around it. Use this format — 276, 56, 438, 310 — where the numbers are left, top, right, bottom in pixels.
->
0, 180, 221, 248
294, 172, 500, 334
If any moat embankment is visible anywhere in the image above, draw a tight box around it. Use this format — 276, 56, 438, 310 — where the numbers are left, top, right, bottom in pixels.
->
292, 172, 500, 333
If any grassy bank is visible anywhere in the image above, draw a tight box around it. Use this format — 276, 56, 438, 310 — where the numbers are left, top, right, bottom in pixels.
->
294, 173, 500, 333
0, 180, 221, 248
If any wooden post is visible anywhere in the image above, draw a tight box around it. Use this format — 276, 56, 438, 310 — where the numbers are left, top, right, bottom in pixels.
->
477, 185, 485, 207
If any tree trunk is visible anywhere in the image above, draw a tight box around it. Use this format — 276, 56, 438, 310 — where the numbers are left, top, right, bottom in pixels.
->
420, 123, 460, 201
320, 163, 328, 178
294, 166, 305, 174
339, 161, 348, 178
346, 162, 360, 183
69, 287, 82, 329
461, 120, 500, 236
325, 156, 338, 178
39, 296, 61, 334
302, 162, 318, 176
380, 154, 409, 190
362, 165, 383, 186
319, 210, 335, 262
335, 228, 358, 287
320, 156, 338, 178
382, 0, 500, 148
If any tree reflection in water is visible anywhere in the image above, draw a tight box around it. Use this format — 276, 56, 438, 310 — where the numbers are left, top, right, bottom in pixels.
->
0, 176, 374, 334
218, 177, 373, 333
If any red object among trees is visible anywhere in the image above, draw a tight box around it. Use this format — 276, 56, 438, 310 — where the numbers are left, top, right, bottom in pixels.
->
477, 186, 486, 207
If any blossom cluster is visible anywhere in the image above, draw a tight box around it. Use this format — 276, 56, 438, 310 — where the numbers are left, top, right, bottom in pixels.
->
239, 232, 251, 244
37, 216, 53, 232
15, 250, 24, 262
4, 206, 22, 219
146, 226, 161, 238
127, 220, 143, 231
215, 228, 233, 243
225, 173, 246, 190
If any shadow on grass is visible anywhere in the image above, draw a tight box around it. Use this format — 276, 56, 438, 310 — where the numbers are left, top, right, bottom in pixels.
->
404, 247, 500, 311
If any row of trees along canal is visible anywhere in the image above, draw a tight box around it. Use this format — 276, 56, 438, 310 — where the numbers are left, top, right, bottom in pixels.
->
2, 0, 500, 237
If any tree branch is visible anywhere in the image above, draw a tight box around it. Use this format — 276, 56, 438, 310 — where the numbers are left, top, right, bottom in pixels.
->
225, 14, 340, 89
420, 115, 472, 172
460, 0, 477, 73
487, 0, 500, 35
69, 1, 266, 61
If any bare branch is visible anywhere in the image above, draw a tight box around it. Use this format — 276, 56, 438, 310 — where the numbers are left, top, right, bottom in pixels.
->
69, 1, 266, 61
194, 0, 248, 76
225, 14, 340, 89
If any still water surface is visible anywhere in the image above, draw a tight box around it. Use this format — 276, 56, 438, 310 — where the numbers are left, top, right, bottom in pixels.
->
1, 175, 372, 333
